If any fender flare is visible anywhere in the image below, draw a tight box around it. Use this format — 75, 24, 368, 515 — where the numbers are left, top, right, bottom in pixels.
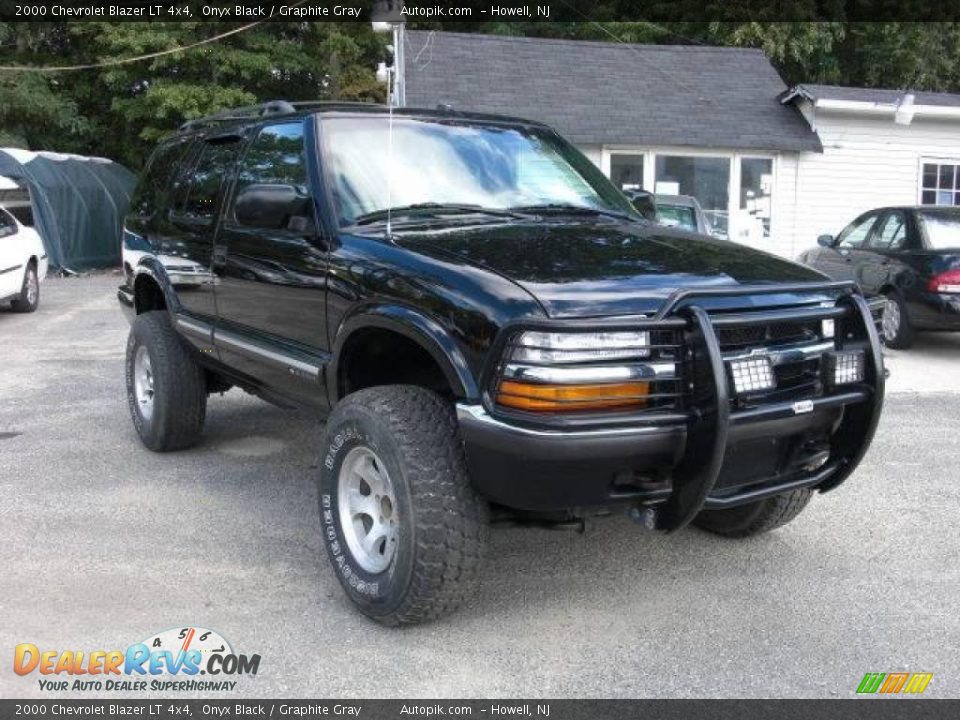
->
328, 304, 479, 404
131, 256, 181, 317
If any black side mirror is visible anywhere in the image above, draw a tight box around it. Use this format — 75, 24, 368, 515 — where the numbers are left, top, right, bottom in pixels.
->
817, 234, 837, 248
235, 183, 311, 231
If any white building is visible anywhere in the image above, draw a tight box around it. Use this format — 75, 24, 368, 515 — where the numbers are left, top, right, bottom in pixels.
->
403, 31, 960, 259
781, 84, 960, 251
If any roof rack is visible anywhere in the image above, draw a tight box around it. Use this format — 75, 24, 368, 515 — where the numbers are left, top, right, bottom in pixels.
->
177, 100, 380, 134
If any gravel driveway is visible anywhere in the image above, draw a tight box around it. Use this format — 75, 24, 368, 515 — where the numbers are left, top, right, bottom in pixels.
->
1, 274, 958, 699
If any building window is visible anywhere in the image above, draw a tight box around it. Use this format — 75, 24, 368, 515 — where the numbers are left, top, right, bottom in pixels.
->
655, 155, 730, 238
739, 157, 774, 240
921, 161, 960, 206
610, 154, 645, 191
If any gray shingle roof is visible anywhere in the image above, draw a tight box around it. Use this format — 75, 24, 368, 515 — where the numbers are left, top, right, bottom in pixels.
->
403, 31, 822, 153
783, 83, 960, 108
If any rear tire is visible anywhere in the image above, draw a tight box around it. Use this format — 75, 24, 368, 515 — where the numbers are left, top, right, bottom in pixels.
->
125, 310, 207, 451
10, 263, 38, 313
693, 488, 814, 538
318, 386, 488, 625
881, 290, 914, 349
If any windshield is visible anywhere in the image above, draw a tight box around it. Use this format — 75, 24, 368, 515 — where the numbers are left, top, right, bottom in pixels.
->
322, 116, 636, 224
920, 211, 960, 249
657, 204, 698, 231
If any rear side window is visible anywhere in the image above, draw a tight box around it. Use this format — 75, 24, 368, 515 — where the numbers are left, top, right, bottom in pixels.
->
130, 140, 191, 218
233, 121, 308, 198
0, 208, 16, 237
870, 211, 908, 250
178, 140, 244, 221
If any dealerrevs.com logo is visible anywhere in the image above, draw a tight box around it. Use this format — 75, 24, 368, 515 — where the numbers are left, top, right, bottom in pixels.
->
14, 626, 261, 692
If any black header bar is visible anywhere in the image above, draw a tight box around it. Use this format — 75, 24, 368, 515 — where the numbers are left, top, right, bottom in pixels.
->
1, 699, 959, 719
4, 0, 960, 22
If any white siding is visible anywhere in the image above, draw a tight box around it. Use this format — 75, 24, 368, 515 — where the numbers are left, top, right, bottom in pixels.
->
578, 144, 603, 169
768, 152, 801, 259
792, 111, 960, 253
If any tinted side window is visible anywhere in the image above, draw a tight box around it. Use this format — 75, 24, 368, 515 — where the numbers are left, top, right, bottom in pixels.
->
130, 140, 191, 218
870, 211, 908, 250
233, 121, 308, 199
0, 209, 15, 237
179, 140, 243, 221
837, 213, 878, 248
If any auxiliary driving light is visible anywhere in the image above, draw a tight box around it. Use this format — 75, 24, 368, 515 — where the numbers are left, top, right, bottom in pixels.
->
824, 350, 865, 386
728, 356, 776, 394
821, 319, 835, 339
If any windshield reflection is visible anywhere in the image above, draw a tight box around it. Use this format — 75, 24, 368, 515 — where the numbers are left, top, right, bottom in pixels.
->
323, 117, 633, 224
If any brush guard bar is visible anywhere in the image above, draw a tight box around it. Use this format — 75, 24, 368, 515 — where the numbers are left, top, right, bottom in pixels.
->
473, 281, 885, 532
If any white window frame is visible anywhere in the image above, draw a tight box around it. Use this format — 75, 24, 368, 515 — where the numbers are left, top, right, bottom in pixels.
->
600, 147, 779, 242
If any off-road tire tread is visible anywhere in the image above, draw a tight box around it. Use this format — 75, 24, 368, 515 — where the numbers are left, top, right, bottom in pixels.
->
332, 386, 487, 626
693, 488, 814, 538
126, 311, 206, 451
10, 263, 38, 313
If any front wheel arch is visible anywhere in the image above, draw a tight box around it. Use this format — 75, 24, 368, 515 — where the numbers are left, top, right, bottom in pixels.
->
329, 306, 479, 405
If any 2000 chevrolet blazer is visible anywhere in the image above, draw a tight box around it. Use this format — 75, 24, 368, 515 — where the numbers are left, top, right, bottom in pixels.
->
118, 102, 885, 625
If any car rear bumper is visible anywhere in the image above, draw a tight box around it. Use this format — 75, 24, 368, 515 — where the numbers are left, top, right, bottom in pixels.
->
457, 282, 885, 530
910, 291, 960, 330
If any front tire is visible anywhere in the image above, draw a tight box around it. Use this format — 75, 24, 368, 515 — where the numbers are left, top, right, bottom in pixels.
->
10, 263, 38, 313
318, 386, 487, 626
881, 290, 914, 349
693, 488, 813, 538
125, 311, 207, 451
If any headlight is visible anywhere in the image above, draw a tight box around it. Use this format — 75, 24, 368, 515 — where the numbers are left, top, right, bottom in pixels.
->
496, 330, 663, 413
509, 330, 650, 364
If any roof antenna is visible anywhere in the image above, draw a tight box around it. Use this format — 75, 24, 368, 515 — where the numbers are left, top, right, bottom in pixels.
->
373, 17, 403, 239
386, 64, 395, 238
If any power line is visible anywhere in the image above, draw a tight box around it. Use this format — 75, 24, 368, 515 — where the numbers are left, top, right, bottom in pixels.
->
0, 22, 264, 73
553, 6, 708, 99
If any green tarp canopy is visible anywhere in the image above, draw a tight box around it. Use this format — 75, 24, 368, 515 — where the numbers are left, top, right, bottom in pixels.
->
0, 149, 136, 271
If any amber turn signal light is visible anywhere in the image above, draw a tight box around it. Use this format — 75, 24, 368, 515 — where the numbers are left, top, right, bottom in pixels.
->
496, 380, 650, 412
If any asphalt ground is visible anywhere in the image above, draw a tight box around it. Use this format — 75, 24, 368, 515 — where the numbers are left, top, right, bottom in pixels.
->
1, 273, 958, 699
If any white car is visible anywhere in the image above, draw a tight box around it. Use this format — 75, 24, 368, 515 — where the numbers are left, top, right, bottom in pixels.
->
0, 206, 47, 312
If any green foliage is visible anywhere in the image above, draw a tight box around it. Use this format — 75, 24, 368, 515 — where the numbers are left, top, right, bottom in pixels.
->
4, 20, 960, 169
0, 22, 387, 168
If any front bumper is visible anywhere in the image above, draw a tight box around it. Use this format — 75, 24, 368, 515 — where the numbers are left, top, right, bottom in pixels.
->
457, 282, 885, 531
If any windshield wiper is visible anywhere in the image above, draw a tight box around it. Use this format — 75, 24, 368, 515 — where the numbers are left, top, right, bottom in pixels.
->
353, 203, 529, 225
508, 203, 637, 222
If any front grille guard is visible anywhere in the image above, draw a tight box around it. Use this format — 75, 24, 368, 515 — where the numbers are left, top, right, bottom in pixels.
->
482, 281, 886, 532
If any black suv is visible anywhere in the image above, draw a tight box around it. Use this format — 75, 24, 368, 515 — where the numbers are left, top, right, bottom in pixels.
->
119, 101, 885, 625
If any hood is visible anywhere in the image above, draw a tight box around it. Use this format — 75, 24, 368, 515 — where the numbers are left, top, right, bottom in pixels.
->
389, 219, 827, 317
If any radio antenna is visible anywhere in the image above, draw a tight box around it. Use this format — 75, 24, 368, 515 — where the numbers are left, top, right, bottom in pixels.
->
386, 65, 395, 238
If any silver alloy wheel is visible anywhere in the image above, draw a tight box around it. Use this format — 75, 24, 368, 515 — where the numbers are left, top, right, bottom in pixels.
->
25, 270, 37, 306
133, 345, 155, 421
337, 445, 399, 574
882, 297, 901, 341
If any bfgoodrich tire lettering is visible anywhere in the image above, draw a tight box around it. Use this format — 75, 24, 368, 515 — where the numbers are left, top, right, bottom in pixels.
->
125, 310, 207, 451
318, 386, 488, 626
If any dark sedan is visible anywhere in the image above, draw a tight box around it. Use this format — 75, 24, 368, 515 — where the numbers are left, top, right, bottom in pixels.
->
798, 207, 960, 348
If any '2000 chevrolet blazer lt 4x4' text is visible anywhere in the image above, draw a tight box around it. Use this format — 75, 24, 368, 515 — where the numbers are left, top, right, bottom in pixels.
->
118, 102, 885, 625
